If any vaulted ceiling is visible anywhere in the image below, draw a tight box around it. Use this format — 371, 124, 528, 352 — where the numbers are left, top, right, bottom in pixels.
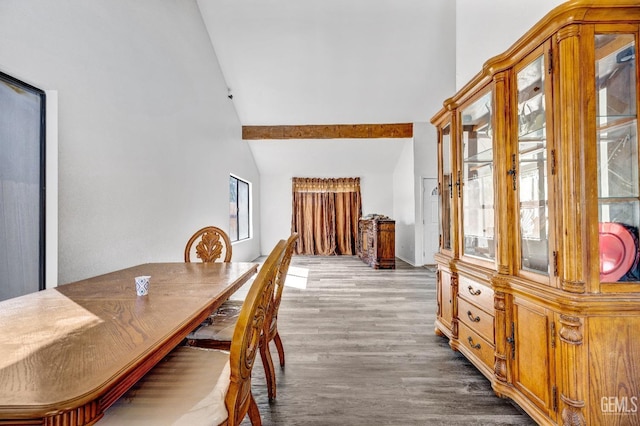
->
196, 0, 456, 174
197, 0, 455, 126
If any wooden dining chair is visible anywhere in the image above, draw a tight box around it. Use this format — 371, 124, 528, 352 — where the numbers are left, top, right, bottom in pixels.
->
259, 232, 298, 399
184, 226, 232, 263
99, 239, 287, 426
186, 233, 298, 401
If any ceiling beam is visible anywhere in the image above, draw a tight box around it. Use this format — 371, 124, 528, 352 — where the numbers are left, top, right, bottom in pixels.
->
242, 123, 413, 140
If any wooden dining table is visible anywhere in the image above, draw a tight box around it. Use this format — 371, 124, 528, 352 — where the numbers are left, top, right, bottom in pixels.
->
0, 261, 258, 425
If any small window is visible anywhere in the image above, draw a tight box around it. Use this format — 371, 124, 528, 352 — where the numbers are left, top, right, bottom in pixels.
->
229, 175, 250, 242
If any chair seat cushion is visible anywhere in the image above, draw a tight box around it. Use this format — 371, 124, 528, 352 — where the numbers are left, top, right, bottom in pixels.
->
100, 346, 230, 425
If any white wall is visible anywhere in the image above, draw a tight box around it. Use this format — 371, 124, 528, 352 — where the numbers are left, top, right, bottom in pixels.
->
393, 139, 416, 264
413, 122, 439, 265
0, 0, 261, 284
45, 91, 59, 287
252, 139, 401, 255
410, 0, 456, 266
455, 0, 566, 89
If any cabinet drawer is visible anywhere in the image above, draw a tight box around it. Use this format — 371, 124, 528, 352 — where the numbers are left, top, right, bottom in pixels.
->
458, 296, 494, 343
458, 321, 495, 372
458, 276, 494, 313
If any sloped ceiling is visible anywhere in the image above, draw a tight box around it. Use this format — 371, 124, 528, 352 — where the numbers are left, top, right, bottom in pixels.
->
196, 0, 456, 173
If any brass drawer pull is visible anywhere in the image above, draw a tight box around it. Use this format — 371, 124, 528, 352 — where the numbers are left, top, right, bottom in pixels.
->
467, 336, 481, 350
467, 285, 481, 296
467, 310, 480, 322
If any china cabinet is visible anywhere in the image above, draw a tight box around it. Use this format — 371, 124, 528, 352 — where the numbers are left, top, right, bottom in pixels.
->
432, 2, 640, 425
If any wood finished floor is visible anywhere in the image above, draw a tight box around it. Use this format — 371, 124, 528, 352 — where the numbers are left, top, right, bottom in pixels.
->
244, 255, 536, 426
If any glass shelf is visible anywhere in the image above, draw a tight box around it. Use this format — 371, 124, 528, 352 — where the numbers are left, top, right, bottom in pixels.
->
464, 148, 493, 163
519, 126, 546, 142
597, 115, 636, 131
519, 142, 546, 158
599, 196, 640, 202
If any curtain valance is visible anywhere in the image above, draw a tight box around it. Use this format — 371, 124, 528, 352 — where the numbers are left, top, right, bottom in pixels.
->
292, 177, 360, 193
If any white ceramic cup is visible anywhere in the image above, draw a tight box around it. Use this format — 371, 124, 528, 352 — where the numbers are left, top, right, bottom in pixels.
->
135, 275, 151, 296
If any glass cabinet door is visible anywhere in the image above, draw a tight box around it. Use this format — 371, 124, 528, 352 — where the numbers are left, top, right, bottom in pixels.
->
461, 91, 495, 261
596, 33, 640, 283
517, 53, 550, 275
440, 123, 453, 252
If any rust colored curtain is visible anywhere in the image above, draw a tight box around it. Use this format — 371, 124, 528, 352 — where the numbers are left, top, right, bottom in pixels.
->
291, 177, 362, 255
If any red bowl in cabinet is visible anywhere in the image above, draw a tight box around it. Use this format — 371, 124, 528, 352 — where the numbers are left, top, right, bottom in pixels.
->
599, 222, 637, 282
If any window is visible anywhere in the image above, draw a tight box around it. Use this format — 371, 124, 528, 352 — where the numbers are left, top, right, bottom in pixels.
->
0, 71, 46, 301
229, 175, 250, 242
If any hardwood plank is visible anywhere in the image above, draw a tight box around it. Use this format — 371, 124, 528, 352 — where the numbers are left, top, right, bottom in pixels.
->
245, 255, 535, 425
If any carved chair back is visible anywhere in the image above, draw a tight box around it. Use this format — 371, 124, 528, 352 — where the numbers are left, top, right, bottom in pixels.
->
184, 226, 232, 263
